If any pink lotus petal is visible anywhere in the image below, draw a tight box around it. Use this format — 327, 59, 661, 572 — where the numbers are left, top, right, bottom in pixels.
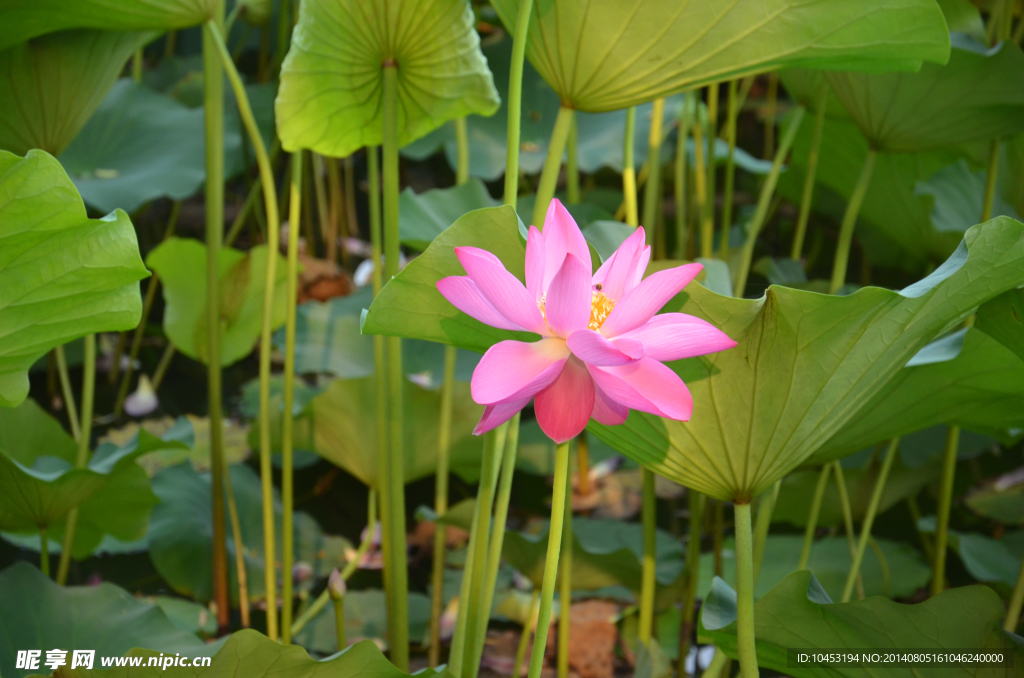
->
437, 276, 525, 332
566, 329, 640, 366
471, 338, 569, 405
544, 254, 591, 337
600, 263, 703, 338
618, 313, 738, 362
540, 199, 591, 292
526, 225, 545, 303
588, 358, 693, 421
456, 246, 546, 335
474, 396, 532, 436
613, 337, 645, 359
629, 245, 652, 291
535, 357, 595, 443
592, 384, 629, 426
592, 227, 646, 301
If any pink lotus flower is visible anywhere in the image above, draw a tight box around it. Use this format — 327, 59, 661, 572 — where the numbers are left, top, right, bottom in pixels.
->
437, 200, 737, 443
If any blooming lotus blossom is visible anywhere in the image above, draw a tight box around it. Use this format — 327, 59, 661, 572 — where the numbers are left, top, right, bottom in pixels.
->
437, 200, 736, 443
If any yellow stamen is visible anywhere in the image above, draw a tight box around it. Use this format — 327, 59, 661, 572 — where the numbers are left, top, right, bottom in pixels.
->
589, 291, 615, 330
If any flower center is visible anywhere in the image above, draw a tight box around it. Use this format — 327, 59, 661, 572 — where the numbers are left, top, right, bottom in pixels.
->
589, 289, 615, 330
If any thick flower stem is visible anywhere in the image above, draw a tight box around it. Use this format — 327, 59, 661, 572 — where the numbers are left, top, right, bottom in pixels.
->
54, 345, 81, 443
454, 117, 470, 185
623, 107, 639, 227
428, 347, 456, 667
223, 461, 250, 628
674, 94, 694, 259
503, 0, 535, 207
557, 464, 573, 678
829, 149, 877, 295
1005, 555, 1024, 632
382, 64, 410, 671
931, 426, 960, 596
642, 98, 666, 245
566, 117, 580, 204
638, 468, 657, 645
279, 152, 302, 642
734, 107, 805, 296
842, 438, 899, 602
798, 464, 832, 570
677, 490, 705, 674
791, 81, 827, 261
202, 4, 231, 632
720, 79, 739, 261
55, 333, 94, 585
526, 440, 571, 678
691, 115, 710, 258
532, 106, 575, 228
513, 590, 540, 678
206, 18, 281, 639
733, 502, 760, 678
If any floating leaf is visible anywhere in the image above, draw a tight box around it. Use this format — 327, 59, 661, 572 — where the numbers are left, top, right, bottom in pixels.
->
276, 0, 500, 156
490, 0, 949, 113
0, 562, 212, 678
294, 589, 432, 654
0, 149, 148, 407
699, 571, 1023, 677
400, 180, 499, 251
147, 238, 288, 367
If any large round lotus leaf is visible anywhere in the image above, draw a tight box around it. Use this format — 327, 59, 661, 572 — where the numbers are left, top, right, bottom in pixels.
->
147, 463, 324, 604
0, 562, 212, 678
809, 327, 1024, 465
0, 29, 153, 156
916, 159, 1023, 235
276, 0, 500, 157
146, 238, 288, 367
308, 376, 484, 488
0, 0, 212, 51
827, 37, 1024, 153
698, 571, 1024, 677
965, 470, 1024, 526
0, 150, 148, 408
975, 287, 1024, 364
489, 0, 950, 113
699, 535, 929, 602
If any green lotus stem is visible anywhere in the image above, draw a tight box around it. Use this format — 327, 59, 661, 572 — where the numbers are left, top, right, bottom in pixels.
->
798, 464, 832, 571
225, 139, 282, 248
312, 153, 331, 256
429, 347, 456, 668
829, 149, 876, 295
841, 438, 899, 603
54, 345, 80, 443
677, 490, 705, 675
703, 650, 729, 678
527, 440, 571, 678
1005, 555, 1024, 631
223, 461, 251, 628
642, 99, 666, 251
450, 426, 505, 678
453, 117, 471, 186
691, 116, 710, 258
931, 425, 960, 597
674, 94, 693, 259
115, 202, 181, 417
906, 496, 934, 561
832, 461, 864, 600
333, 594, 346, 648
290, 489, 376, 638
532, 106, 575, 228
55, 333, 95, 586
202, 4, 230, 631
622, 106, 639, 228
471, 415, 522, 677
733, 502, 760, 678
791, 81, 827, 261
734, 107, 805, 296
503, 0, 534, 206
705, 85, 719, 249
638, 468, 657, 645
763, 73, 778, 160
566, 116, 580, 205
752, 480, 780, 585
382, 64, 410, 671
40, 528, 49, 577
982, 139, 1000, 222
150, 343, 176, 392
207, 17, 281, 639
132, 49, 143, 82
720, 80, 738, 261
867, 536, 890, 598
514, 590, 540, 678
557, 463, 573, 678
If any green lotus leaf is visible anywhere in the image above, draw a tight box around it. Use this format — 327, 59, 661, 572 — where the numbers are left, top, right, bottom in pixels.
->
828, 38, 1024, 153
152, 596, 218, 638
147, 463, 324, 604
0, 149, 148, 407
490, 0, 950, 113
306, 376, 484, 488
698, 570, 1024, 678
916, 159, 1023, 234
965, 471, 1024, 526
588, 218, 1024, 501
147, 238, 287, 367
937, 0, 987, 43
918, 521, 1024, 591
400, 179, 499, 251
0, 29, 154, 156
294, 589, 432, 654
976, 288, 1024, 364
0, 0, 212, 51
0, 399, 181, 553
275, 0, 500, 157
699, 535, 929, 603
100, 415, 252, 477
0, 562, 212, 678
808, 327, 1024, 465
